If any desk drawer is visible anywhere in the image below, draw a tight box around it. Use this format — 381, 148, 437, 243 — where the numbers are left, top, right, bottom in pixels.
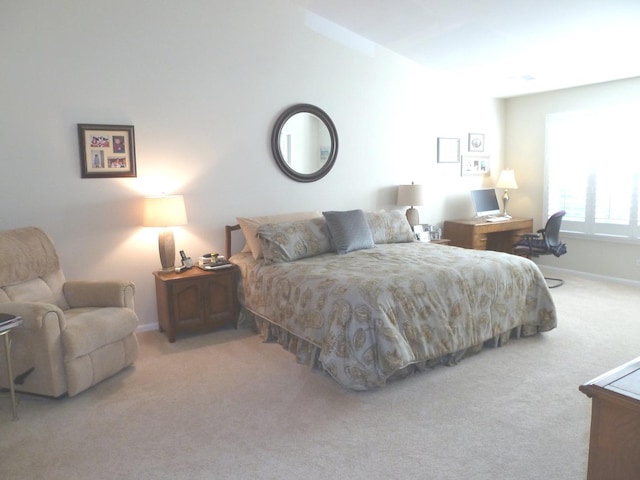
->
472, 234, 488, 250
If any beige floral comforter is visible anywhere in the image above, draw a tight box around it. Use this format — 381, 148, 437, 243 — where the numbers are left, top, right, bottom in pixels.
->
232, 242, 557, 390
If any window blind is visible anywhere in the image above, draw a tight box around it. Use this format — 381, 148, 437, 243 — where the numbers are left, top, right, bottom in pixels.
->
545, 107, 640, 239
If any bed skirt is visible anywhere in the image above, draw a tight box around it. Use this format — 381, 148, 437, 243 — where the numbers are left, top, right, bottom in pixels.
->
239, 306, 538, 389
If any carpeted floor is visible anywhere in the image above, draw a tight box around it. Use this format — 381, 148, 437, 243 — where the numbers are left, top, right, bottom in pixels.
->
1, 270, 639, 479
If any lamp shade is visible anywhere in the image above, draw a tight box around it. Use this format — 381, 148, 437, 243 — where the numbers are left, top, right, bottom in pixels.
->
397, 183, 424, 207
496, 169, 518, 190
142, 195, 188, 227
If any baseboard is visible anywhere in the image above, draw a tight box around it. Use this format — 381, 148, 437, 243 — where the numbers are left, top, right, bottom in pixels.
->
136, 322, 159, 333
538, 265, 640, 288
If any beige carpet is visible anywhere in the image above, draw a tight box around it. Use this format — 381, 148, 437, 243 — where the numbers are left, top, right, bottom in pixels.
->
2, 270, 639, 480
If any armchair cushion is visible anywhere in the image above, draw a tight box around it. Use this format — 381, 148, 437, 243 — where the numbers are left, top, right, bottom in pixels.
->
0, 270, 69, 309
63, 307, 138, 359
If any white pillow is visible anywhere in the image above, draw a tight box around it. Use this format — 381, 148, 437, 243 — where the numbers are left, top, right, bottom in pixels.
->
237, 211, 322, 260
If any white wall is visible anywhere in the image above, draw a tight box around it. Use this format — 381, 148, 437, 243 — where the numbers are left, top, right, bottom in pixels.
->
1, 0, 504, 329
505, 77, 640, 282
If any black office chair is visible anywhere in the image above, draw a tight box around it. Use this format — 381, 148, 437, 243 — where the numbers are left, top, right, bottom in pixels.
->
513, 210, 567, 288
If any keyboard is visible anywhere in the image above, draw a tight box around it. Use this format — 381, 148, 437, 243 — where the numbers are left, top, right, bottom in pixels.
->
485, 216, 510, 222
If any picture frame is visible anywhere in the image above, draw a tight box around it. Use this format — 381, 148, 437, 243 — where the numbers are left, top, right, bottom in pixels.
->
461, 155, 490, 176
78, 124, 137, 178
468, 133, 484, 152
437, 137, 460, 163
412, 224, 431, 242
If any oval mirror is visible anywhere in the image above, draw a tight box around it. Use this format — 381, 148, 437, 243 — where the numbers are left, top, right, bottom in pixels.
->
271, 104, 338, 182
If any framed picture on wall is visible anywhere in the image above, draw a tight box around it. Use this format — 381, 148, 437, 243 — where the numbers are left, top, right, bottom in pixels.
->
437, 137, 460, 163
461, 155, 490, 176
78, 124, 137, 178
468, 133, 484, 152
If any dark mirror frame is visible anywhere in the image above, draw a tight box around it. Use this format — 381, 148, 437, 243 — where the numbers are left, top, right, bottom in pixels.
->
270, 103, 339, 182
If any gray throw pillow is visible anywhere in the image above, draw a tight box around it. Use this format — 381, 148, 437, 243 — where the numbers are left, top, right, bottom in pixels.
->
322, 209, 375, 254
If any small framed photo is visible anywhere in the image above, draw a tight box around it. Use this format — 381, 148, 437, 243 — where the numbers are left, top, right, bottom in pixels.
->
413, 224, 431, 242
461, 155, 490, 176
437, 137, 460, 163
78, 124, 137, 178
468, 133, 484, 152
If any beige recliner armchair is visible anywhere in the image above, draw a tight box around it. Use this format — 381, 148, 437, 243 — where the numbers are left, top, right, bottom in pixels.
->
0, 227, 138, 397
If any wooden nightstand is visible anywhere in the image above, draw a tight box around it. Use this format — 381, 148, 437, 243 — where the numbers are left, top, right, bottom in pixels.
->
580, 357, 640, 479
153, 266, 239, 342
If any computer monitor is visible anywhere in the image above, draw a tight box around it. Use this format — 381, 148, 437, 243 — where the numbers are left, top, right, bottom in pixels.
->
470, 188, 501, 217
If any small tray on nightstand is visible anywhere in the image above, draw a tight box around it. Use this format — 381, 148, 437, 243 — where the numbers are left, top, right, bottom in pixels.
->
197, 261, 234, 271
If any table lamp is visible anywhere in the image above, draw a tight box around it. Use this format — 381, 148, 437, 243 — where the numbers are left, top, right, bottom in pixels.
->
397, 182, 424, 227
496, 169, 518, 218
143, 194, 188, 271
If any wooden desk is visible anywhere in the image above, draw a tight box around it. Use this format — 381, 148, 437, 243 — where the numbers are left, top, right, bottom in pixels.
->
443, 217, 533, 252
580, 357, 640, 480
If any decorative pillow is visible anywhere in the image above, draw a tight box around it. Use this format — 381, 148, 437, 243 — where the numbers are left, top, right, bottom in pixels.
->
366, 210, 415, 244
237, 211, 322, 260
322, 209, 375, 254
257, 218, 332, 263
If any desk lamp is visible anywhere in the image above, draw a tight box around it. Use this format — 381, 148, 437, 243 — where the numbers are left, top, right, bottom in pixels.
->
397, 182, 424, 227
143, 194, 188, 271
496, 169, 518, 218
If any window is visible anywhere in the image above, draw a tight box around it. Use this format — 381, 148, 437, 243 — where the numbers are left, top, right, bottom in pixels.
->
545, 106, 640, 240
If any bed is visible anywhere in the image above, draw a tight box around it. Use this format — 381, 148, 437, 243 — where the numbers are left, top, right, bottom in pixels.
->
226, 209, 557, 391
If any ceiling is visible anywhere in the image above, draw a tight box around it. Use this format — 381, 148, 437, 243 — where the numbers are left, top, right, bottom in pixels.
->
292, 0, 640, 98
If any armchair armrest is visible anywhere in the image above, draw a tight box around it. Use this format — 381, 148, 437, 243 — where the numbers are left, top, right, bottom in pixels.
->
0, 301, 66, 330
63, 280, 136, 309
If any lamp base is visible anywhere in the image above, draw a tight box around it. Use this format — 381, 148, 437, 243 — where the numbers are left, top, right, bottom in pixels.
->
502, 190, 511, 218
158, 228, 176, 271
405, 207, 419, 228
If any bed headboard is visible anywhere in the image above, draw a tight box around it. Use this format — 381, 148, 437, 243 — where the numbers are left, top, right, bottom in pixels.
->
225, 224, 241, 259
